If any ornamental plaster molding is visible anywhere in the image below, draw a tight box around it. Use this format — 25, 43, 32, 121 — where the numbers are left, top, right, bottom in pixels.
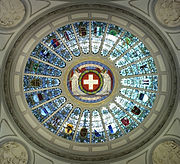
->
152, 140, 180, 164
154, 0, 180, 27
0, 141, 28, 164
0, 0, 25, 28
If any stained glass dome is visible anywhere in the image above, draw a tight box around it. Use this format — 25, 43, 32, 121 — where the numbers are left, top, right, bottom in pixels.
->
4, 4, 177, 161
23, 21, 158, 143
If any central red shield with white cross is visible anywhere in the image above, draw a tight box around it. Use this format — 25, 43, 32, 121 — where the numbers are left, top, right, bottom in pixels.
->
68, 61, 114, 102
81, 72, 101, 92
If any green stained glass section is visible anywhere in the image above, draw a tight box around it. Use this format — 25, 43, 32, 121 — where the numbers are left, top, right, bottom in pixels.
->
110, 31, 139, 61
101, 24, 124, 56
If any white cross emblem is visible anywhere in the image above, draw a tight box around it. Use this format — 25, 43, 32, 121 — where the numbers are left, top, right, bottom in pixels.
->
83, 74, 98, 90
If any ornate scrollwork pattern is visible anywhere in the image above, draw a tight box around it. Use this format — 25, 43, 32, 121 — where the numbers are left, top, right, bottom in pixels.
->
152, 140, 180, 164
0, 141, 28, 164
154, 0, 180, 27
0, 0, 25, 27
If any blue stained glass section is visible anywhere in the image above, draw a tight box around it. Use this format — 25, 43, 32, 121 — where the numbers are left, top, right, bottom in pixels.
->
110, 31, 139, 61
25, 58, 62, 76
75, 110, 90, 143
109, 103, 138, 133
91, 110, 106, 143
42, 32, 72, 61
44, 104, 73, 134
56, 24, 80, 57
73, 22, 90, 54
24, 75, 60, 91
32, 96, 66, 122
58, 107, 81, 140
121, 75, 158, 91
120, 57, 157, 76
114, 96, 150, 122
101, 107, 123, 140
91, 21, 107, 54
23, 75, 60, 91
115, 42, 150, 67
108, 125, 114, 134
94, 130, 101, 137
120, 88, 156, 108
101, 24, 124, 56
25, 88, 62, 108
42, 32, 60, 49
30, 43, 66, 68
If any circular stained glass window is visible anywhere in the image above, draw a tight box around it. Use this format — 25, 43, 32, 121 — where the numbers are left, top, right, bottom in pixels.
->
67, 61, 114, 103
23, 21, 158, 144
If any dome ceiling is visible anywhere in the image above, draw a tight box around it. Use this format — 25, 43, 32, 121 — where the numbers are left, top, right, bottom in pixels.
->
3, 4, 177, 162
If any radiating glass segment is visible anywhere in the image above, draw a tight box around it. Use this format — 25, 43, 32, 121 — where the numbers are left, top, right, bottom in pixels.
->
115, 96, 150, 122
25, 88, 62, 108
44, 103, 73, 134
101, 24, 124, 56
110, 103, 139, 133
101, 107, 123, 140
32, 96, 66, 122
73, 22, 90, 54
23, 75, 60, 91
115, 42, 149, 68
58, 107, 81, 140
91, 110, 106, 143
42, 32, 72, 61
120, 88, 156, 108
75, 110, 90, 143
120, 57, 157, 76
30, 43, 66, 68
25, 58, 62, 77
121, 75, 158, 91
110, 31, 139, 61
56, 24, 80, 57
91, 21, 107, 54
